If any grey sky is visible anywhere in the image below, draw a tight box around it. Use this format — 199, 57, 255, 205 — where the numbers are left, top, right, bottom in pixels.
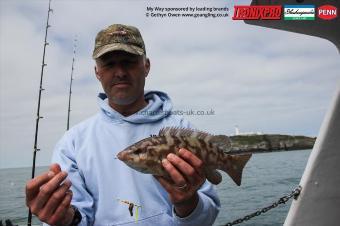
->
0, 0, 339, 169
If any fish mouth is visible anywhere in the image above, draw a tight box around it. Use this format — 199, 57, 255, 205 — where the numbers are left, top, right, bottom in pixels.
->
116, 151, 126, 161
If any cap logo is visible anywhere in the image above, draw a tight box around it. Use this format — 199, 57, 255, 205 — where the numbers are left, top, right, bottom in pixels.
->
109, 30, 127, 36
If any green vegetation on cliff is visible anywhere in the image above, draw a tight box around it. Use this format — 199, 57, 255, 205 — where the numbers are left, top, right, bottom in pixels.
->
229, 134, 316, 153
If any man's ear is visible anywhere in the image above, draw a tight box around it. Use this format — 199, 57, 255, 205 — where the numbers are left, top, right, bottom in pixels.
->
94, 66, 101, 81
145, 58, 150, 77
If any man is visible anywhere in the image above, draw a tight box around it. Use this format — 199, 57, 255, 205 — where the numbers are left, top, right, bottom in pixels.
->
26, 24, 220, 226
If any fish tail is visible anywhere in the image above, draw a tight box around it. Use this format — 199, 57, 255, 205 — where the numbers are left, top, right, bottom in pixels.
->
220, 154, 252, 186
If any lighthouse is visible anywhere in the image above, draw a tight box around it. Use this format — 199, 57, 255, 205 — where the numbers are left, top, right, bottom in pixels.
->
235, 125, 240, 135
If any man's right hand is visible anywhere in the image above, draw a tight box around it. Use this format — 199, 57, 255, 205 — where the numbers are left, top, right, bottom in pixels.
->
25, 163, 75, 226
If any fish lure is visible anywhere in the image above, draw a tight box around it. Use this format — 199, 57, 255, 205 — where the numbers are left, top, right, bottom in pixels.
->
116, 199, 142, 222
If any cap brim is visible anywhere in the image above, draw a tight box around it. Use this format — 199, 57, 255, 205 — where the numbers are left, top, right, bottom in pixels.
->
92, 43, 144, 59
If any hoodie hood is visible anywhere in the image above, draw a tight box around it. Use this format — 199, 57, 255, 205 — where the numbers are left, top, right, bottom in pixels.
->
97, 90, 173, 124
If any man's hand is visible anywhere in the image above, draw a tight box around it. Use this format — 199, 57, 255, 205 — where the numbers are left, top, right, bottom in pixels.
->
25, 163, 74, 226
155, 148, 206, 217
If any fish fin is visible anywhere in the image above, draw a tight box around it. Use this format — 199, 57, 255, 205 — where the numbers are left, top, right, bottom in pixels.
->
210, 135, 231, 152
159, 127, 213, 140
221, 154, 252, 186
205, 168, 222, 185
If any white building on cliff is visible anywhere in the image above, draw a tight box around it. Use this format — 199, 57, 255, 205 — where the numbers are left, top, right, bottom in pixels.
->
233, 125, 263, 136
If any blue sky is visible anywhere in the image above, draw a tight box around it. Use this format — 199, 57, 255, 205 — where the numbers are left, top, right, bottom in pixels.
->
0, 0, 339, 168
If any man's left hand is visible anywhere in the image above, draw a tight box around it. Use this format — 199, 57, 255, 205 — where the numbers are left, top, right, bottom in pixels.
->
155, 148, 206, 217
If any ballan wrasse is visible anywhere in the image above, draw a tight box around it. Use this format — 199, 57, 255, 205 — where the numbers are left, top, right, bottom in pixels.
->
117, 127, 252, 185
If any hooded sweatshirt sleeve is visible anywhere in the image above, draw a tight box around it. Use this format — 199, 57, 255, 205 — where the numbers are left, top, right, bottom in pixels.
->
48, 130, 95, 226
170, 118, 221, 226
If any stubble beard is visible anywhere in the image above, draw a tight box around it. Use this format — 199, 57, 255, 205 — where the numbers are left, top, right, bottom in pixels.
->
107, 88, 143, 106
110, 95, 137, 106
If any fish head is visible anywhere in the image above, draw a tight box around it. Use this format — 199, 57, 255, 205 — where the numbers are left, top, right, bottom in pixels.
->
117, 144, 157, 174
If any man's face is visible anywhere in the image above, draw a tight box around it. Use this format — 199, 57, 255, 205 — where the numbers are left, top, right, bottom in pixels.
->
95, 51, 150, 106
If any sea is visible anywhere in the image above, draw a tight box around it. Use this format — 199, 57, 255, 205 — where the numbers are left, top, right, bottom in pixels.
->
0, 149, 311, 226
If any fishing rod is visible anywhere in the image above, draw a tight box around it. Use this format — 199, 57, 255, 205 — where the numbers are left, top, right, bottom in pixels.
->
67, 36, 77, 131
27, 0, 53, 225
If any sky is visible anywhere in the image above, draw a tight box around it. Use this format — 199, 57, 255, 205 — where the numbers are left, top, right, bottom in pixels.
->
0, 0, 339, 169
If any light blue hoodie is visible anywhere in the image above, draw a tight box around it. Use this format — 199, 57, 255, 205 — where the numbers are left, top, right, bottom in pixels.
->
50, 91, 220, 226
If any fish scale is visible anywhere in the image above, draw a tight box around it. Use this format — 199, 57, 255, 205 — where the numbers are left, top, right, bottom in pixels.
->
117, 127, 252, 185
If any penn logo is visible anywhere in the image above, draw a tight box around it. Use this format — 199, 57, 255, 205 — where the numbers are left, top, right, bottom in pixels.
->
318, 5, 337, 20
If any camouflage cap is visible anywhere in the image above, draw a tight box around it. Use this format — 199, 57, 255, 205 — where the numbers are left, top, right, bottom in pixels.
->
92, 24, 146, 59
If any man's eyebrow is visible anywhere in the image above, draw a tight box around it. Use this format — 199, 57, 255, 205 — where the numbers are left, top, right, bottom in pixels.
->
97, 57, 113, 64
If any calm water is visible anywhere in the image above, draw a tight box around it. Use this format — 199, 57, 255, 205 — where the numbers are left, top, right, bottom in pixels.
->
213, 150, 311, 226
0, 150, 311, 226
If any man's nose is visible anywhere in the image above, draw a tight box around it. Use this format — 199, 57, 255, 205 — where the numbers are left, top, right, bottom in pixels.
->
114, 64, 127, 78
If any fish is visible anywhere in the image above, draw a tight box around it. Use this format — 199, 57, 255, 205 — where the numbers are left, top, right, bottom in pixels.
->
117, 127, 252, 186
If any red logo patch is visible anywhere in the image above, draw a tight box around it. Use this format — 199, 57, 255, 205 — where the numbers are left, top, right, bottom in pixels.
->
318, 5, 337, 20
232, 5, 282, 20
